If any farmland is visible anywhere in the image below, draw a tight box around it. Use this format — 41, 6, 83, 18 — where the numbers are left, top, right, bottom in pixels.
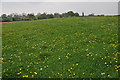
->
2, 16, 119, 78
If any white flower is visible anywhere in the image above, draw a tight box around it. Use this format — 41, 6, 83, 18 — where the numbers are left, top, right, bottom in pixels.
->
27, 65, 30, 67
86, 49, 88, 51
40, 68, 42, 70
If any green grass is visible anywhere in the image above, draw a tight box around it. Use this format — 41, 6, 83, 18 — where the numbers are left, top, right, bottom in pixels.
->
2, 16, 119, 78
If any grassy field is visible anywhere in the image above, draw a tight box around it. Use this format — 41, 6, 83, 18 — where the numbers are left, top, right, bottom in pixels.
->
2, 16, 119, 78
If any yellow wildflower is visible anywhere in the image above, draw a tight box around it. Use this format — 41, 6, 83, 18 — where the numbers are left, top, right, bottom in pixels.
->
73, 73, 76, 75
17, 72, 21, 75
86, 54, 89, 56
101, 58, 104, 60
101, 73, 105, 75
68, 69, 70, 72
23, 75, 28, 77
114, 58, 117, 60
108, 75, 110, 77
76, 63, 78, 65
34, 72, 37, 75
92, 41, 95, 42
32, 75, 34, 78
19, 68, 22, 70
116, 70, 118, 72
60, 74, 62, 76
111, 44, 117, 47
44, 66, 46, 68
104, 62, 107, 64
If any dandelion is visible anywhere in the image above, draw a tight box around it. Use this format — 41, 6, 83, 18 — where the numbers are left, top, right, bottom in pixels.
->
68, 69, 70, 72
17, 72, 21, 75
32, 75, 34, 78
104, 62, 107, 64
86, 54, 89, 56
34, 72, 37, 75
92, 41, 95, 43
44, 66, 46, 68
108, 75, 111, 77
23, 75, 28, 78
116, 70, 118, 72
76, 63, 78, 65
59, 73, 62, 76
101, 73, 105, 75
111, 44, 117, 47
28, 54, 31, 56
114, 58, 117, 60
101, 58, 104, 60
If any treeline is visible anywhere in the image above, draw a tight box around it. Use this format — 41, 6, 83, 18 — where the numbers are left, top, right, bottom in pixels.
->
0, 11, 79, 22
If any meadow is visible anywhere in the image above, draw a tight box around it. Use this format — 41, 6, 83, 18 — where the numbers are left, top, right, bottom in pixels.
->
2, 16, 119, 78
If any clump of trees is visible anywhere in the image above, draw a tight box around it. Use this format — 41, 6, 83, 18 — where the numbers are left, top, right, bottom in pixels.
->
0, 11, 79, 22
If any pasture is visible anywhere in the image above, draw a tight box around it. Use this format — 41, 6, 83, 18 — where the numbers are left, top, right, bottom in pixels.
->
2, 16, 119, 78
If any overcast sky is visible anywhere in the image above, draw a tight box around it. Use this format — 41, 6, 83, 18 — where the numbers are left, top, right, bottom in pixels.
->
1, 0, 120, 2
1, 0, 119, 15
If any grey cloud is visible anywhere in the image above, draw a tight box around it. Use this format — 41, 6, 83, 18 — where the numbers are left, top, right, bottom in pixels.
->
1, 2, 118, 15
